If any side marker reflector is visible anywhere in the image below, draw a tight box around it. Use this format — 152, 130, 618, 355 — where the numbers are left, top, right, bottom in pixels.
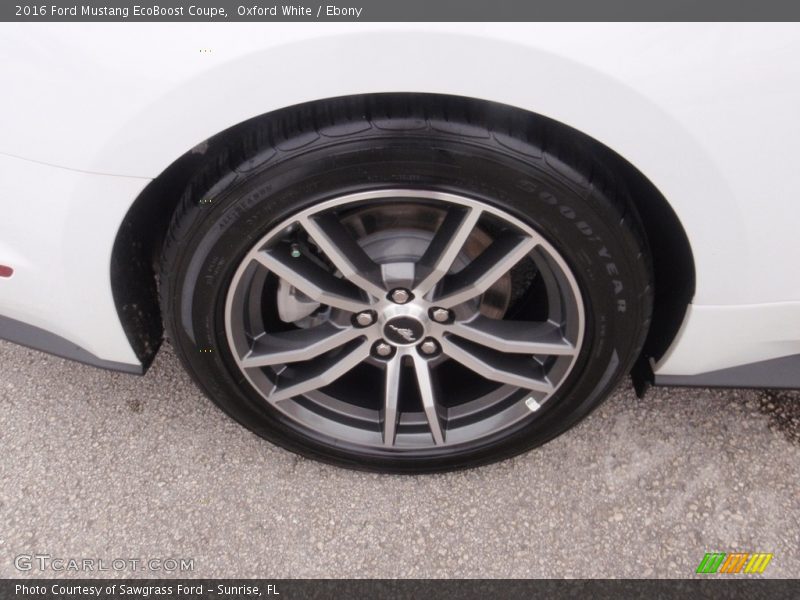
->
0, 265, 13, 278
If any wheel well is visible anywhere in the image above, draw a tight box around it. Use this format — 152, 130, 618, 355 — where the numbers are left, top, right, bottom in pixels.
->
110, 93, 694, 373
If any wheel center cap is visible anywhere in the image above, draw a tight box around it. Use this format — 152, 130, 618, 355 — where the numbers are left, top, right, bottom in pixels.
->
383, 316, 425, 346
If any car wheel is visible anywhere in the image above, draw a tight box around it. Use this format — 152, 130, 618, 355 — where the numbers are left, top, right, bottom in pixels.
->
159, 98, 652, 473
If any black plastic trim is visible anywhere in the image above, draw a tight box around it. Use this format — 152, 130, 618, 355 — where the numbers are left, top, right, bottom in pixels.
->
110, 154, 201, 370
0, 314, 143, 374
654, 354, 800, 390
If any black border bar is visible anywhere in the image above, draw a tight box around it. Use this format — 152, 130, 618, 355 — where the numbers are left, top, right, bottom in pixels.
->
3, 579, 800, 600
4, 0, 800, 22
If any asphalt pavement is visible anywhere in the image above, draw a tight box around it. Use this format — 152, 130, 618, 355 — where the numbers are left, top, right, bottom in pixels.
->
1, 339, 798, 578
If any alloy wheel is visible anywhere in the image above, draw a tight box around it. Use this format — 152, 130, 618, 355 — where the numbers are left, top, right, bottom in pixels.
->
224, 189, 585, 450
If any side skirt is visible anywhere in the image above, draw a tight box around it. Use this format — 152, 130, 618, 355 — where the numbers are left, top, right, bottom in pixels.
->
654, 354, 800, 390
0, 314, 143, 374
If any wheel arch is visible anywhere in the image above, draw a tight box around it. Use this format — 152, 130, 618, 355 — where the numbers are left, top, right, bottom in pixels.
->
111, 93, 694, 374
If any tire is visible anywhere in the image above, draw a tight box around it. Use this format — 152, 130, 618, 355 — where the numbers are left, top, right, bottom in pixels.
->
159, 96, 652, 473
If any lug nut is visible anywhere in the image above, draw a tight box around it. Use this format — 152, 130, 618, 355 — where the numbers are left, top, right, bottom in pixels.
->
389, 288, 411, 304
374, 342, 393, 357
419, 338, 439, 356
354, 311, 375, 327
431, 308, 451, 323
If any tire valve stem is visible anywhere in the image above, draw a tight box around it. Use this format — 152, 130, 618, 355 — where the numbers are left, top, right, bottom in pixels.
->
525, 397, 541, 412
290, 243, 302, 258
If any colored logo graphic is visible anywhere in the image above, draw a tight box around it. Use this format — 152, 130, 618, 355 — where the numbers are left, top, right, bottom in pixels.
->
696, 552, 773, 574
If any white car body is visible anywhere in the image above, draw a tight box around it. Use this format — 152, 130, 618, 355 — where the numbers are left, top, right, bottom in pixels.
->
1, 23, 799, 385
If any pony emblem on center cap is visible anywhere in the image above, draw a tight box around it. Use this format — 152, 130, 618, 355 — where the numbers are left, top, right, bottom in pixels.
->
388, 324, 417, 342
